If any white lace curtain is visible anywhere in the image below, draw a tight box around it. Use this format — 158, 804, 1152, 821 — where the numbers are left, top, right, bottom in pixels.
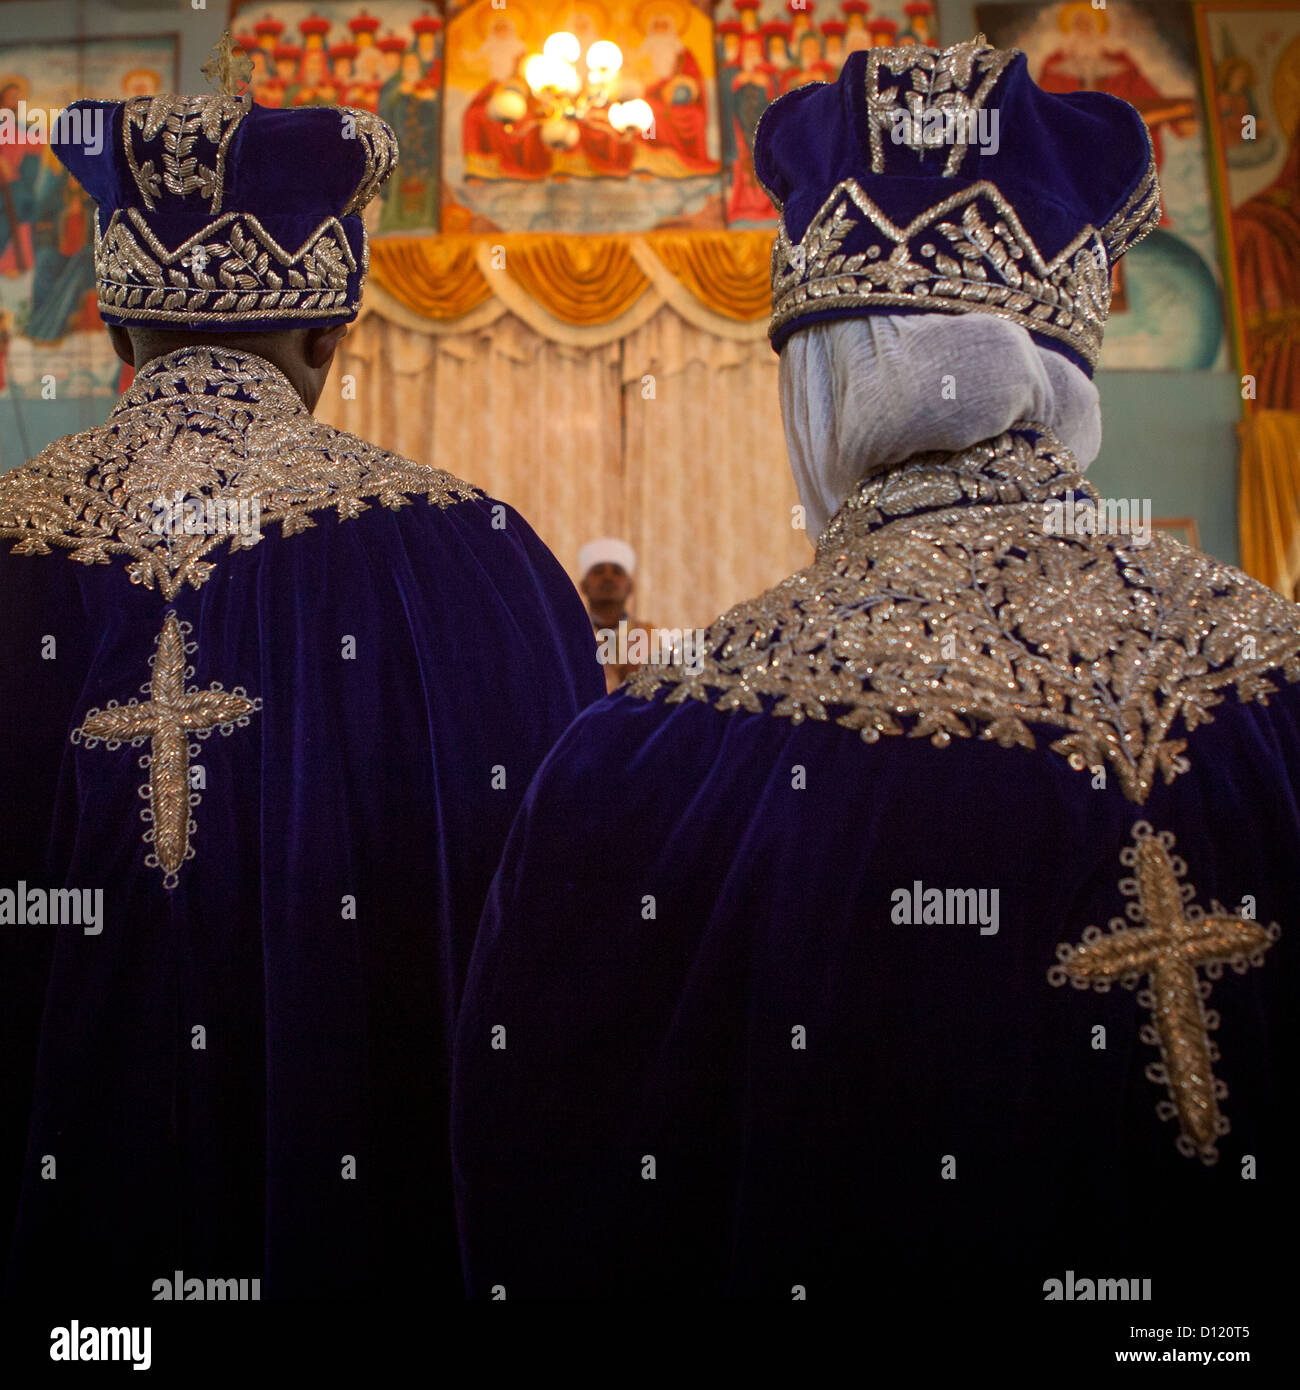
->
316, 304, 811, 631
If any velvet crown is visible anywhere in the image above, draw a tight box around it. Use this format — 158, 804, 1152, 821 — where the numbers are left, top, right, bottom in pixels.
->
51, 93, 397, 333
753, 35, 1161, 373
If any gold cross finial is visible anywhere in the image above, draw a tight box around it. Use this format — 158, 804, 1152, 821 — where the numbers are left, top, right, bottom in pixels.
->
201, 29, 254, 98
1050, 822, 1277, 1164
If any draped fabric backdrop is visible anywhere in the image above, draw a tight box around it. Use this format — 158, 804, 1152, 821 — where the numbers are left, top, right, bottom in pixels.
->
317, 302, 810, 631
1237, 409, 1300, 600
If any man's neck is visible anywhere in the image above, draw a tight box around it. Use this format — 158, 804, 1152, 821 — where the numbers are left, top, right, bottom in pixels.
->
589, 601, 627, 628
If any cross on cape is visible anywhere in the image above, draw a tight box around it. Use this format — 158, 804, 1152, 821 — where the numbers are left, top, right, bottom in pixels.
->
72, 611, 258, 890
1050, 822, 1276, 1163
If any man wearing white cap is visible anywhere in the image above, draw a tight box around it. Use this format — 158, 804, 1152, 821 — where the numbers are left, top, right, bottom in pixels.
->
578, 537, 654, 693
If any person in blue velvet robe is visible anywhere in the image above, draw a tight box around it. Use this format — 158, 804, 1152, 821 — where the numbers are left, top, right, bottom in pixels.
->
0, 67, 602, 1302
451, 38, 1300, 1322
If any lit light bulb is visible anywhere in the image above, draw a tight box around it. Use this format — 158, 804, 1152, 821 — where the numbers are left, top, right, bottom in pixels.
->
487, 86, 527, 123
543, 31, 581, 64
586, 41, 623, 74
540, 115, 581, 149
621, 98, 654, 133
523, 53, 553, 93
525, 52, 578, 94
554, 58, 581, 95
528, 52, 580, 95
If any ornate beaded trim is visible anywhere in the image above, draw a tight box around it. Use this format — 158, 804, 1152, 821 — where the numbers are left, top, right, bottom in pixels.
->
1049, 822, 1277, 1164
102, 95, 397, 324
0, 347, 481, 599
122, 93, 251, 216
769, 178, 1114, 364
96, 208, 357, 323
864, 36, 1015, 177
623, 425, 1300, 805
71, 611, 260, 890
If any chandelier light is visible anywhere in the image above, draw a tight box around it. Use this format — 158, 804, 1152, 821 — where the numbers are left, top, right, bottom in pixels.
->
514, 28, 655, 150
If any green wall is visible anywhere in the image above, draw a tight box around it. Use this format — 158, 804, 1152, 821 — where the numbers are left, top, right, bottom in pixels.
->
943, 0, 1242, 562
1091, 371, 1241, 565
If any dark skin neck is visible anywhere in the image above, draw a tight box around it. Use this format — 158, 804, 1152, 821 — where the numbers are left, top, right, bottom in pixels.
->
108, 322, 349, 412
587, 598, 627, 626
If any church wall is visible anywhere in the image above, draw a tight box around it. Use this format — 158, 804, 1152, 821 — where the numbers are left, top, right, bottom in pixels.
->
0, 0, 229, 470
947, 0, 1242, 564
0, 0, 1243, 570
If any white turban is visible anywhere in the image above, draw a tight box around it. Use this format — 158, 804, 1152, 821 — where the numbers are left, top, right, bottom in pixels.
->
778, 313, 1103, 538
578, 537, 636, 579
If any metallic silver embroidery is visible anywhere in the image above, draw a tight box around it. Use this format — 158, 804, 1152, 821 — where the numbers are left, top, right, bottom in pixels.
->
71, 610, 260, 890
122, 93, 251, 215
1049, 822, 1278, 1164
341, 108, 400, 216
0, 346, 481, 599
96, 209, 356, 323
764, 37, 1162, 358
770, 178, 1115, 365
101, 89, 397, 324
865, 36, 1014, 176
624, 425, 1300, 805
1099, 131, 1162, 261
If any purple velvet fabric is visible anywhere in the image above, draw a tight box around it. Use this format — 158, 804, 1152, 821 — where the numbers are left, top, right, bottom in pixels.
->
754, 45, 1155, 370
452, 609, 1299, 1313
1, 466, 603, 1299
52, 98, 390, 332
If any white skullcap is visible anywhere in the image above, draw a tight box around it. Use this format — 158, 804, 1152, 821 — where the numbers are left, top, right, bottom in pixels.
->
578, 537, 636, 579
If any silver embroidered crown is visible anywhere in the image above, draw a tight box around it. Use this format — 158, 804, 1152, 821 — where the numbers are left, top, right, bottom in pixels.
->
754, 36, 1161, 372
51, 33, 398, 333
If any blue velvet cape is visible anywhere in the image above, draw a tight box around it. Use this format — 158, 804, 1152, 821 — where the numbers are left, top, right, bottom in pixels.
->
0, 347, 603, 1300
452, 425, 1300, 1310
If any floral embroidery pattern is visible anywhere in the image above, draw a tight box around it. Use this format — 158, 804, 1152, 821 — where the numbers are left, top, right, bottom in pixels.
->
625, 426, 1300, 805
0, 347, 480, 599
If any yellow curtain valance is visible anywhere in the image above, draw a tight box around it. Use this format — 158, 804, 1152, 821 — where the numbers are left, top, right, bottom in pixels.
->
649, 232, 771, 321
1238, 408, 1300, 598
367, 239, 492, 321
368, 230, 773, 331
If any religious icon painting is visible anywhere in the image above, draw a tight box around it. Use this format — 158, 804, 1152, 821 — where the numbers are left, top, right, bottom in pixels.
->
1196, 2, 1300, 411
229, 1, 446, 233
442, 0, 724, 234
715, 0, 940, 228
0, 33, 179, 426
975, 0, 1227, 369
